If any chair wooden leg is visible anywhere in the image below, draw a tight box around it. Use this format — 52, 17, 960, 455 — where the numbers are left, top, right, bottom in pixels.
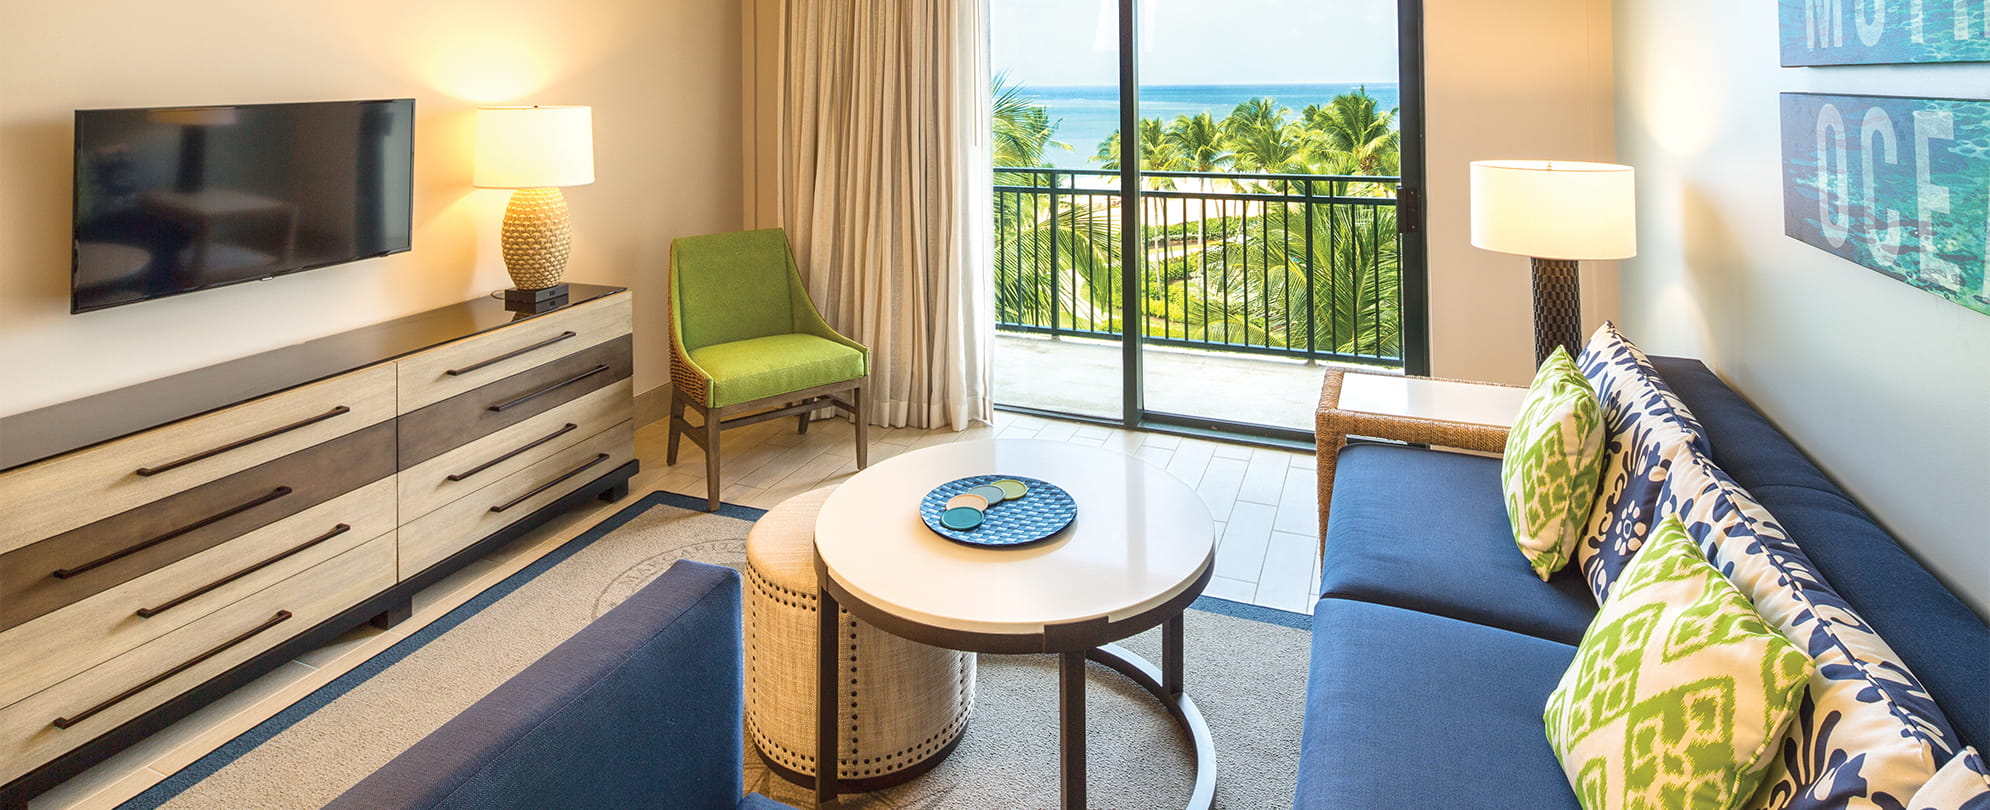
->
798, 404, 810, 435
665, 387, 684, 466
703, 411, 722, 512
852, 386, 868, 470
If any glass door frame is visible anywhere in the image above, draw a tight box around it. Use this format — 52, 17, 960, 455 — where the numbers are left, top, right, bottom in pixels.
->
997, 0, 1431, 445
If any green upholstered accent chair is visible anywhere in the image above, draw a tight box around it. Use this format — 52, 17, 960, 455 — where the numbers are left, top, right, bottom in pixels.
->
666, 228, 869, 510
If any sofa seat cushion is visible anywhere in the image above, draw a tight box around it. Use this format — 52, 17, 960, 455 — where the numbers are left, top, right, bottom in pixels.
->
1296, 597, 1580, 810
690, 333, 866, 408
1321, 443, 1597, 645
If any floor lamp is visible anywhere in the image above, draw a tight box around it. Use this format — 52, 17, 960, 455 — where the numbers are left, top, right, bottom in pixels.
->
1469, 160, 1637, 365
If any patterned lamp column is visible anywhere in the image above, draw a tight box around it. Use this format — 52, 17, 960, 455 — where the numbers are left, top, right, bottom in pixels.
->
474, 106, 595, 312
1470, 161, 1637, 365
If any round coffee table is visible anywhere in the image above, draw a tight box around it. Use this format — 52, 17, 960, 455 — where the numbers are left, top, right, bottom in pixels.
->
813, 439, 1217, 809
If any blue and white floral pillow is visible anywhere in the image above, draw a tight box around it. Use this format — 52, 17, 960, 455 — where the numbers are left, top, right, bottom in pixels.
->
1909, 747, 1990, 810
1661, 452, 1962, 810
1573, 322, 1711, 602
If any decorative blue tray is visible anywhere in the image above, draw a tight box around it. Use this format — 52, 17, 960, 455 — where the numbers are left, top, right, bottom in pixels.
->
919, 475, 1076, 546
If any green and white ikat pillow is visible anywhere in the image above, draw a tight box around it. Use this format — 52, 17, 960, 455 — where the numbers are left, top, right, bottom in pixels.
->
1501, 346, 1606, 580
1544, 516, 1815, 810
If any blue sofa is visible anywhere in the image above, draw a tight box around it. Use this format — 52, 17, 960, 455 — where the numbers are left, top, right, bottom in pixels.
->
1295, 357, 1990, 808
326, 561, 790, 810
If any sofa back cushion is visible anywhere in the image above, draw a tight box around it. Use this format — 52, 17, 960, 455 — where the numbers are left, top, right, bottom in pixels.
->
324, 562, 747, 810
1661, 453, 1961, 810
1574, 323, 1711, 602
1650, 356, 1990, 755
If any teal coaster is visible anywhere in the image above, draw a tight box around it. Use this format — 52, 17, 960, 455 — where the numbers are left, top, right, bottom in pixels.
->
940, 507, 984, 530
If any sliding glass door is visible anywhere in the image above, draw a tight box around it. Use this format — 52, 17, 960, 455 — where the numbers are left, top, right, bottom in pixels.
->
991, 0, 1426, 439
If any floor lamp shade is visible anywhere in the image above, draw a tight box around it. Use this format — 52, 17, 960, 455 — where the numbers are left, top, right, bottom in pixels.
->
1469, 160, 1636, 363
475, 106, 595, 302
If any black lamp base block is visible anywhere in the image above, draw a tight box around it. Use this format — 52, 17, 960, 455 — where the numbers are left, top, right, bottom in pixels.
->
1530, 258, 1582, 366
502, 284, 571, 314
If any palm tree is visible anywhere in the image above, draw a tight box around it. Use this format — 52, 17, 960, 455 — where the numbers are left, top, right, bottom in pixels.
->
1300, 88, 1400, 176
991, 72, 1067, 171
1091, 117, 1176, 173
1165, 113, 1229, 173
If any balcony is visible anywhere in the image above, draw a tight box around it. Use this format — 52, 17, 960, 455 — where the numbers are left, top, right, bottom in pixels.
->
993, 167, 1406, 432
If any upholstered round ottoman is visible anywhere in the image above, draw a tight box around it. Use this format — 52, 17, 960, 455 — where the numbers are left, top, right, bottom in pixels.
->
744, 487, 976, 789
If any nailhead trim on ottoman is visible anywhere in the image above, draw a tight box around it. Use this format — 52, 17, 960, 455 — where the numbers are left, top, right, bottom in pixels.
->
744, 487, 976, 785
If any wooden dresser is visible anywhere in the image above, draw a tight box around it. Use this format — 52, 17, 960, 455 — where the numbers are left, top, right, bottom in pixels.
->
0, 284, 638, 807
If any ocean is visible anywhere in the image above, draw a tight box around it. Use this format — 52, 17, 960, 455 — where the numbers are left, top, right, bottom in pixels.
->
1019, 82, 1401, 170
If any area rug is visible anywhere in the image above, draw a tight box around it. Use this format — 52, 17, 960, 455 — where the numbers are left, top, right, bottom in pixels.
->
124, 491, 1311, 810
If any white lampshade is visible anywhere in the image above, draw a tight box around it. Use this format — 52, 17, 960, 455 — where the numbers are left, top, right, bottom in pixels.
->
473, 106, 595, 189
1470, 160, 1636, 261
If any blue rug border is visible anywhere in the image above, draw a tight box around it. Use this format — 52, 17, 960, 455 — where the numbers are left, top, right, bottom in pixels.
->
116, 490, 1303, 808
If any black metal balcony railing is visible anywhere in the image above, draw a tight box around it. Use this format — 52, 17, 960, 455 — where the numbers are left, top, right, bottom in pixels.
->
993, 167, 1405, 366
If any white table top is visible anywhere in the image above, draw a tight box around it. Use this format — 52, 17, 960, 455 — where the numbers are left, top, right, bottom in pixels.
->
1336, 372, 1528, 429
815, 439, 1215, 637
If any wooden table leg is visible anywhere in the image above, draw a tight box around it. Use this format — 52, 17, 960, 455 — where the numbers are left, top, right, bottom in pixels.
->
816, 586, 841, 805
1060, 650, 1087, 810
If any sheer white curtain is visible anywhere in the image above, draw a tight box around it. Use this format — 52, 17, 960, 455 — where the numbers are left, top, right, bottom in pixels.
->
749, 0, 994, 430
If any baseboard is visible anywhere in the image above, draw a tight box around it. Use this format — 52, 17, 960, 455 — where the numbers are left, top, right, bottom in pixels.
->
635, 383, 671, 430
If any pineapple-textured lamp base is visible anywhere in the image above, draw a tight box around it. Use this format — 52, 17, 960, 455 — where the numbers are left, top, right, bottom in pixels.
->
501, 187, 572, 291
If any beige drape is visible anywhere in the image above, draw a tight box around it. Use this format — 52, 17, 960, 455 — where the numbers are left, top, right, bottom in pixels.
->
747, 0, 994, 430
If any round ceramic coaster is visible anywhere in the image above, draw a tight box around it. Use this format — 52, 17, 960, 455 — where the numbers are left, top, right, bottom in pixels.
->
967, 484, 1009, 506
945, 493, 989, 511
940, 507, 984, 530
992, 479, 1028, 500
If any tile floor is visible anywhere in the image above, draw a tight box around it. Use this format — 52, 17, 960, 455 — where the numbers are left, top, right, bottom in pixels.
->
31, 411, 1321, 809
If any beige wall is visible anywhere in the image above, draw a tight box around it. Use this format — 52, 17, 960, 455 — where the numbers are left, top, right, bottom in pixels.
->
1423, 0, 1619, 384
0, 0, 742, 417
1612, 0, 1990, 611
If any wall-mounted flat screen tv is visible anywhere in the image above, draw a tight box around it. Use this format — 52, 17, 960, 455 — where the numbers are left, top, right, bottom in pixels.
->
71, 99, 415, 313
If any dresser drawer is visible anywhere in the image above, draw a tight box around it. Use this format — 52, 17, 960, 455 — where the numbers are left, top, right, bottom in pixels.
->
396, 292, 631, 414
400, 380, 632, 521
0, 364, 395, 556
399, 335, 633, 469
0, 478, 395, 712
400, 422, 633, 579
0, 533, 395, 784
0, 421, 396, 633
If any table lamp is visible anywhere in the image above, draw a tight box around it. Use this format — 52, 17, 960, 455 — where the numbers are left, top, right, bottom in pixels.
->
1469, 160, 1636, 364
474, 105, 595, 313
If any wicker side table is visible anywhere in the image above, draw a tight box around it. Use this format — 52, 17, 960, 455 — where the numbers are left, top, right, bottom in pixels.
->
1315, 369, 1527, 544
744, 487, 975, 791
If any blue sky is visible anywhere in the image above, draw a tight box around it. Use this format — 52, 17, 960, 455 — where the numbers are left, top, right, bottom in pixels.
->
990, 0, 1398, 87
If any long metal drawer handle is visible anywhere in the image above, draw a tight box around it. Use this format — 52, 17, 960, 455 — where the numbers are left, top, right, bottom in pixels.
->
135, 524, 351, 619
446, 331, 578, 377
448, 423, 579, 482
52, 486, 295, 580
53, 610, 293, 730
135, 407, 351, 477
486, 365, 610, 413
491, 454, 610, 514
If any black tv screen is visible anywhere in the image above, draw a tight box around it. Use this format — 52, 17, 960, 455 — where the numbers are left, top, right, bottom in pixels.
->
71, 99, 414, 313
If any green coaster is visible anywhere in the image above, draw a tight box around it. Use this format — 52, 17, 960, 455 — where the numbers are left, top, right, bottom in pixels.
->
992, 479, 1028, 500
940, 507, 984, 530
